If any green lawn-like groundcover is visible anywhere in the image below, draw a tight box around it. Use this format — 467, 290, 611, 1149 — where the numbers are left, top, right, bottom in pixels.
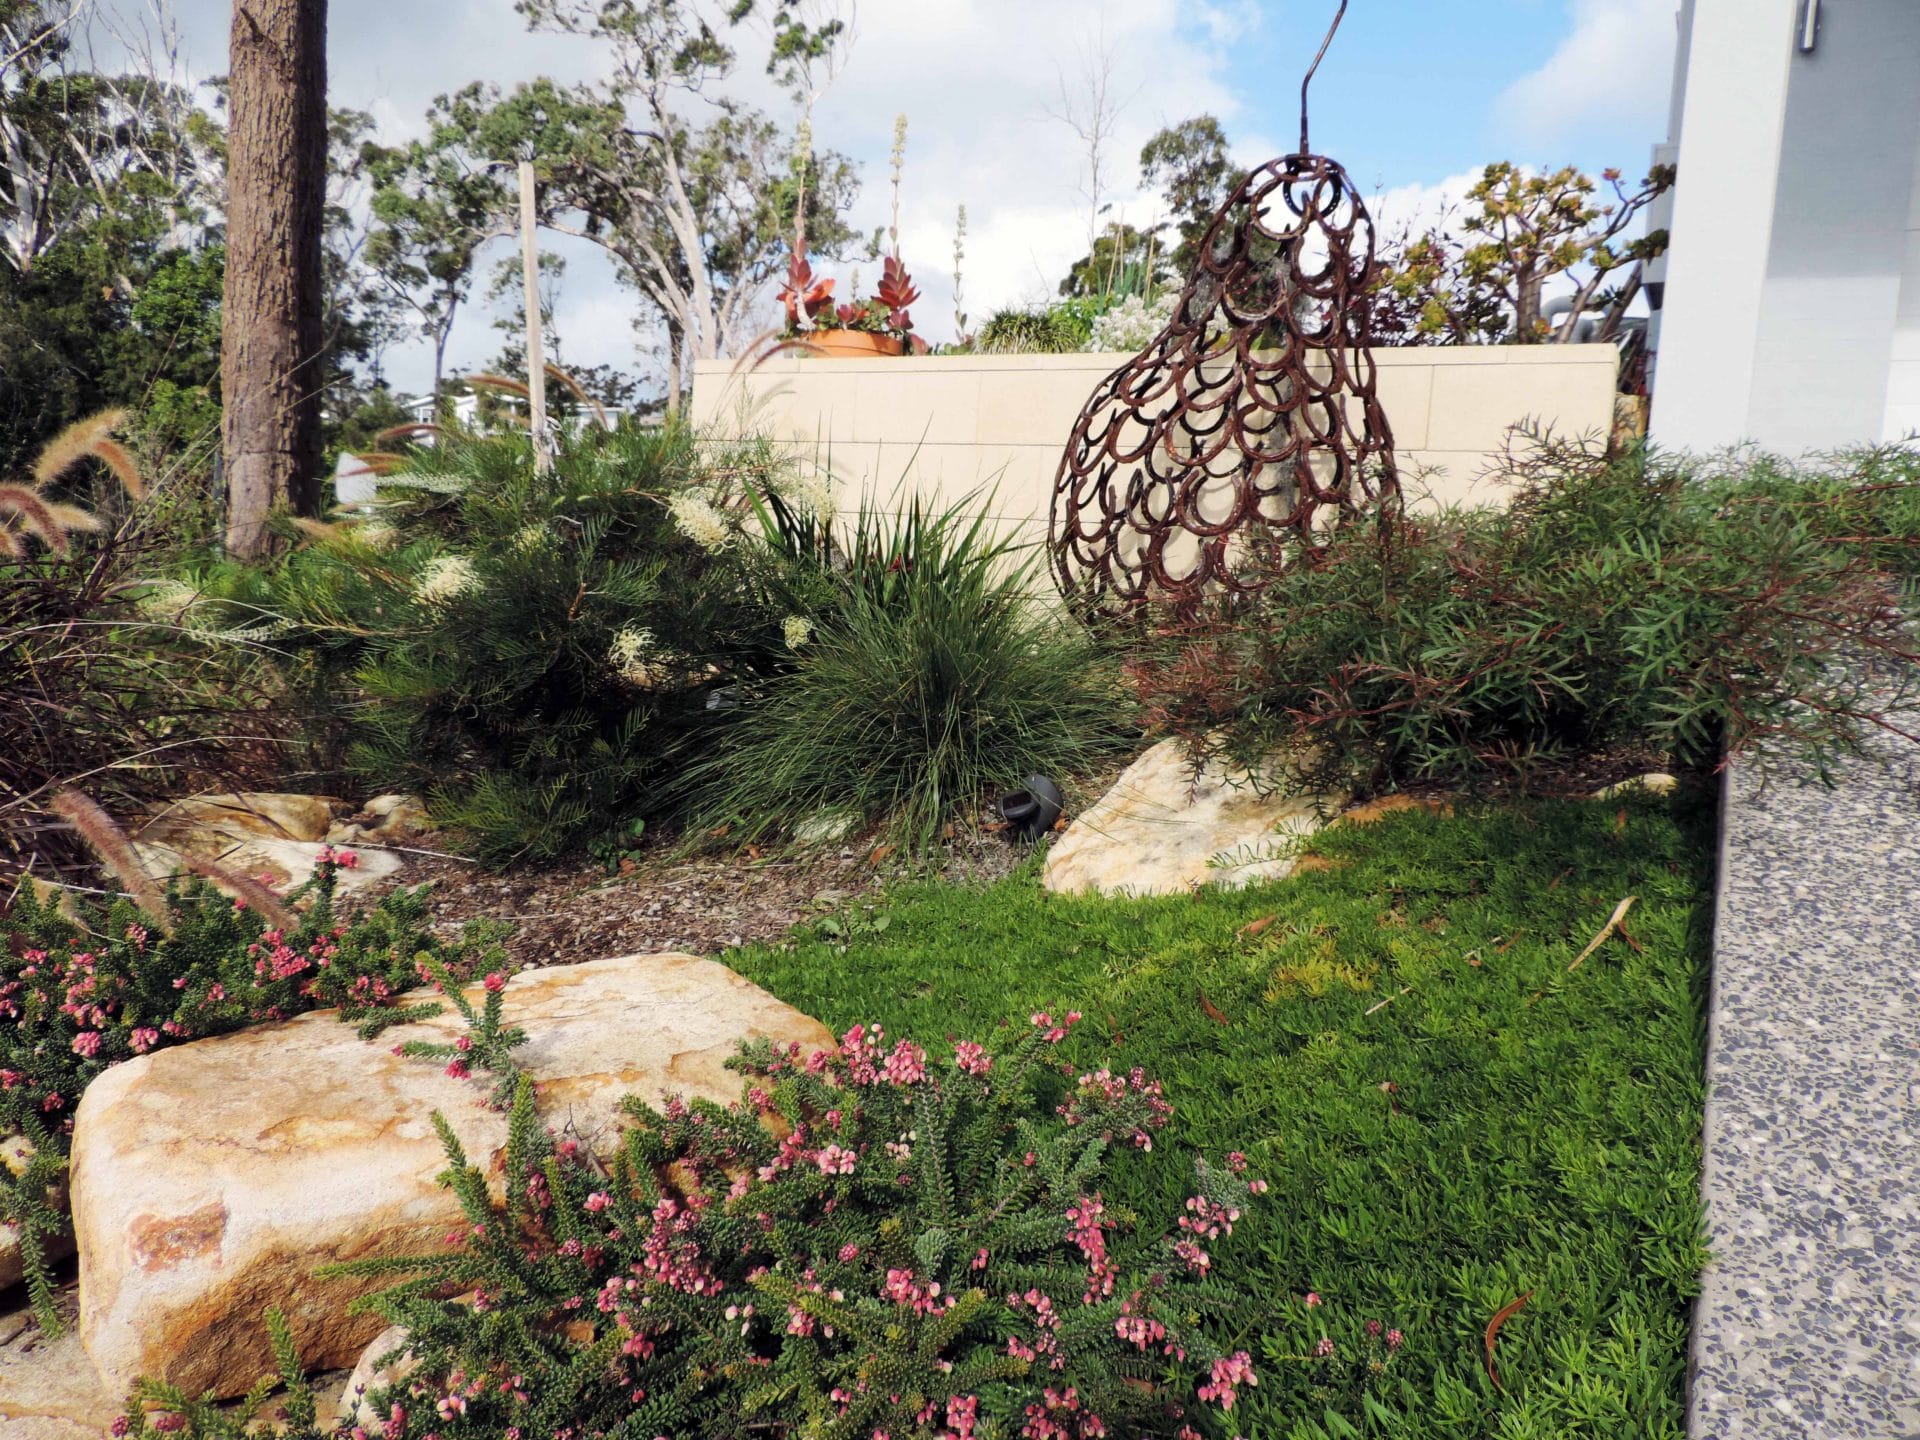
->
726, 791, 1713, 1440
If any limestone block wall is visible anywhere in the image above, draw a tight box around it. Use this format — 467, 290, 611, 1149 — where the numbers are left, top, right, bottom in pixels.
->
689, 346, 1620, 552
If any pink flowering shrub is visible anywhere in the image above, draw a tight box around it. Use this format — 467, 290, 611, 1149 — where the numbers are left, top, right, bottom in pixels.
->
0, 856, 497, 1329
303, 1010, 1268, 1440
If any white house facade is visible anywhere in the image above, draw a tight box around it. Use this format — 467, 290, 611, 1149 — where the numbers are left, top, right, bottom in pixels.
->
1648, 0, 1920, 453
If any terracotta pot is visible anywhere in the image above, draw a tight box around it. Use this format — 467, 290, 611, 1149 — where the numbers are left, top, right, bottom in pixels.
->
799, 328, 903, 358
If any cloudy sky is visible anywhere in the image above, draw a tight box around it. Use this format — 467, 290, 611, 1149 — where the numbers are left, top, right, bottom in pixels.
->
164, 0, 1682, 397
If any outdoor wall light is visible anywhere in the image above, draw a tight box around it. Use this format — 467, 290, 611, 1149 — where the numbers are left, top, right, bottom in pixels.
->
999, 775, 1064, 839
1797, 0, 1821, 54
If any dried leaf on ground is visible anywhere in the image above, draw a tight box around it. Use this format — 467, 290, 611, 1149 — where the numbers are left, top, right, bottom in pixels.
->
1484, 1289, 1534, 1390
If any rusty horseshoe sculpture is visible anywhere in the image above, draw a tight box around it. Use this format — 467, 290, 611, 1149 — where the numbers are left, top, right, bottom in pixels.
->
1049, 0, 1400, 617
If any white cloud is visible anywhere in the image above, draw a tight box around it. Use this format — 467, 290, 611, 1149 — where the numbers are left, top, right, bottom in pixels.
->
795, 0, 1257, 334
1365, 169, 1484, 244
1495, 0, 1679, 151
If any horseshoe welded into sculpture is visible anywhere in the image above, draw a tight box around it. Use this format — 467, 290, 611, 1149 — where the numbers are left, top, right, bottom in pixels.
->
1048, 1, 1400, 616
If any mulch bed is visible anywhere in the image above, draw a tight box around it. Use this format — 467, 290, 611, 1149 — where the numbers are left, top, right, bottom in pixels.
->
364, 827, 1035, 970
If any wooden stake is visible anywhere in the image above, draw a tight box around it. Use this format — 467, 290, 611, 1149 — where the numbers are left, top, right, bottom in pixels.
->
518, 160, 551, 476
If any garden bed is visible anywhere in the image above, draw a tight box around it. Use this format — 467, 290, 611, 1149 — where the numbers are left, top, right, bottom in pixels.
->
727, 790, 1715, 1437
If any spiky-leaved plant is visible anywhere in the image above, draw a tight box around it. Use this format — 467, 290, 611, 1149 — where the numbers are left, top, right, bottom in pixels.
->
310, 1014, 1266, 1440
0, 803, 502, 1332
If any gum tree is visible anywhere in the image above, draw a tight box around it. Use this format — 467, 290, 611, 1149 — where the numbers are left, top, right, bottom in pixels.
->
222, 0, 328, 556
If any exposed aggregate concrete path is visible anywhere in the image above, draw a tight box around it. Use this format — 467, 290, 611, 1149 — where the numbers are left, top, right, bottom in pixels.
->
1691, 722, 1920, 1437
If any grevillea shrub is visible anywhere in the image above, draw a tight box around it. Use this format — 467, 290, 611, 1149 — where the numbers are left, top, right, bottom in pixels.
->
225, 1014, 1270, 1440
1128, 437, 1920, 791
0, 850, 498, 1328
186, 420, 808, 861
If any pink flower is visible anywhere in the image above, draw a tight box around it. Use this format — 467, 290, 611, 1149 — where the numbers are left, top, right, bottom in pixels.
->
585, 1192, 612, 1213
953, 1040, 992, 1075
1387, 1328, 1404, 1350
129, 1027, 160, 1054
1198, 1351, 1257, 1410
838, 1242, 860, 1262
482, 972, 508, 993
1315, 1337, 1336, 1357
881, 1040, 927, 1086
816, 1144, 857, 1176
1304, 1291, 1322, 1308
70, 1031, 101, 1058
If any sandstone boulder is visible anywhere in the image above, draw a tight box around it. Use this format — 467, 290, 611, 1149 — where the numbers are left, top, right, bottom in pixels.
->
131, 836, 402, 900
132, 791, 398, 898
1043, 739, 1345, 896
1593, 771, 1678, 799
70, 954, 832, 1401
340, 1325, 415, 1428
325, 795, 431, 849
137, 793, 340, 846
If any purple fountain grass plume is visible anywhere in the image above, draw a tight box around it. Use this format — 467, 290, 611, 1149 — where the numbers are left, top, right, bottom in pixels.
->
174, 853, 298, 931
0, 484, 72, 556
49, 788, 171, 928
31, 410, 124, 487
87, 438, 147, 502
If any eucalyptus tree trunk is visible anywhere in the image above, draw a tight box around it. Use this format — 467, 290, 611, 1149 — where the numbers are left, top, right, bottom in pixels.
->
222, 0, 327, 557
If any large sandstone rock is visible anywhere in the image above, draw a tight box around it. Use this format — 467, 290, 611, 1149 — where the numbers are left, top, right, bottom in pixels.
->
325, 795, 432, 849
1044, 739, 1346, 897
132, 791, 399, 897
70, 955, 832, 1401
340, 1325, 416, 1428
138, 793, 341, 846
0, 1136, 74, 1294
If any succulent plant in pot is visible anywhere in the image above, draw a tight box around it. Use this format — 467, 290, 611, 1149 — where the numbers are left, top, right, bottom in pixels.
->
782, 258, 925, 358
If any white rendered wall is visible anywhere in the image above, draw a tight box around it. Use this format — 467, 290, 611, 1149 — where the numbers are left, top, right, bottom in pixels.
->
1648, 0, 1799, 451
1886, 129, 1920, 440
690, 348, 1622, 551
1744, 0, 1920, 449
1653, 0, 1920, 452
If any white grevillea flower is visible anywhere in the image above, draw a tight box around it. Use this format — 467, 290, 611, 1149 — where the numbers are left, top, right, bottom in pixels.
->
353, 520, 399, 550
608, 625, 661, 686
511, 522, 551, 552
785, 467, 834, 519
136, 579, 202, 620
667, 492, 733, 552
1087, 292, 1178, 353
415, 554, 480, 606
783, 614, 814, 649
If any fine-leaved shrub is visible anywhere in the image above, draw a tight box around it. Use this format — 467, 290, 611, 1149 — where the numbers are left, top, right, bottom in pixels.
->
1128, 436, 1920, 790
249, 1012, 1270, 1440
